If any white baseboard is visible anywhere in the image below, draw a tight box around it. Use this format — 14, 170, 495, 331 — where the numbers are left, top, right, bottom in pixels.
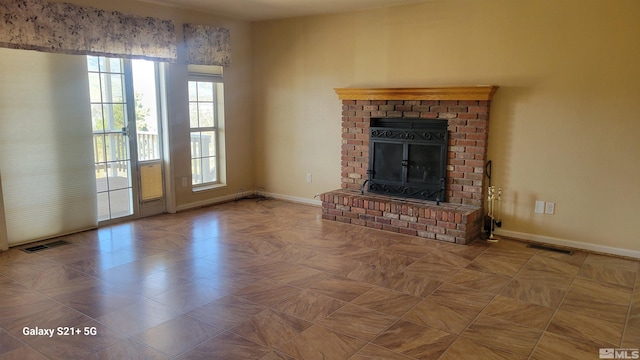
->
176, 193, 240, 212
495, 229, 640, 260
265, 192, 322, 206
176, 191, 322, 212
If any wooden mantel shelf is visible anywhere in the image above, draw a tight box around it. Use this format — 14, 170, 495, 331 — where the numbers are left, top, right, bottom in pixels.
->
334, 86, 498, 101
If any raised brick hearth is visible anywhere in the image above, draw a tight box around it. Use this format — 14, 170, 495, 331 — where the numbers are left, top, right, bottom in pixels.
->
321, 87, 498, 244
321, 189, 482, 244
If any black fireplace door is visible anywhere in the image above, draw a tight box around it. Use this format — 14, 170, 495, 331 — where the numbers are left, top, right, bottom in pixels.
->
368, 119, 448, 201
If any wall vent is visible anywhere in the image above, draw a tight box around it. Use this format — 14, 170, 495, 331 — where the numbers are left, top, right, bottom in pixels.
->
22, 240, 70, 253
527, 243, 573, 255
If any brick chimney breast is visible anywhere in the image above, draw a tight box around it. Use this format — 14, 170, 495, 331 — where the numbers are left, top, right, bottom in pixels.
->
322, 86, 498, 244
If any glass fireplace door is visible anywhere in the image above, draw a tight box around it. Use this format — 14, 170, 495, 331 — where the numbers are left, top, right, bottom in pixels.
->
407, 144, 443, 184
371, 141, 404, 183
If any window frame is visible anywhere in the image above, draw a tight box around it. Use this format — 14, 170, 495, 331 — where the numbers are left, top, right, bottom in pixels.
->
187, 73, 224, 189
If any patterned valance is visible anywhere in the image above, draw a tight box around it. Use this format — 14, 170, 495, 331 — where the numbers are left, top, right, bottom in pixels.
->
184, 23, 231, 66
0, 0, 177, 62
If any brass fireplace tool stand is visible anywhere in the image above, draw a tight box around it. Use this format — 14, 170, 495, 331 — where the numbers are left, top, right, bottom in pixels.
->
487, 185, 502, 242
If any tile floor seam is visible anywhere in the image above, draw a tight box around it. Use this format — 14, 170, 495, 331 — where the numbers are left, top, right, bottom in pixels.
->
187, 329, 262, 359
457, 246, 541, 356
0, 329, 39, 358
346, 324, 421, 360
167, 327, 225, 359
353, 254, 487, 360
273, 323, 364, 359
222, 275, 360, 356
348, 316, 406, 359
620, 266, 640, 347
20, 341, 50, 359
433, 246, 541, 360
263, 271, 422, 357
525, 252, 601, 359
118, 336, 177, 359
289, 246, 471, 358
0, 267, 121, 327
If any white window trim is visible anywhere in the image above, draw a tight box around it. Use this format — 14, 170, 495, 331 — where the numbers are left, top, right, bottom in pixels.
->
188, 73, 225, 190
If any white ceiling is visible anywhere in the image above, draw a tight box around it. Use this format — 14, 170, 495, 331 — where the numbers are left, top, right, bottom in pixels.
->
138, 0, 433, 21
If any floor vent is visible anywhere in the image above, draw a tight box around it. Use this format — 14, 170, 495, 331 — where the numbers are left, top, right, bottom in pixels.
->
22, 240, 70, 253
527, 243, 573, 255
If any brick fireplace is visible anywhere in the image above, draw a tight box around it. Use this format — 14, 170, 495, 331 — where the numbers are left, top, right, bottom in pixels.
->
321, 86, 498, 244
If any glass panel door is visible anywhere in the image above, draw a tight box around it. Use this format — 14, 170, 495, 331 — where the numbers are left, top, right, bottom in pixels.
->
131, 59, 165, 217
88, 56, 165, 222
88, 56, 135, 221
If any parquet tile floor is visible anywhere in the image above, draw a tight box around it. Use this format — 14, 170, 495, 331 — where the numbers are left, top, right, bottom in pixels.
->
0, 199, 638, 359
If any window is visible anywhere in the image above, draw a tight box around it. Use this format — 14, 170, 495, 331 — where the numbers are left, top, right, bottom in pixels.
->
188, 68, 224, 188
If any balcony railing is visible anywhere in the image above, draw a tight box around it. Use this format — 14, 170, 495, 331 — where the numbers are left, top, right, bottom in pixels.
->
137, 132, 160, 161
92, 131, 215, 184
92, 131, 159, 164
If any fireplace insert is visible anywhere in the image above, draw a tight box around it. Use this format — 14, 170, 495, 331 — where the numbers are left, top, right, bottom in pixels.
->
365, 118, 449, 203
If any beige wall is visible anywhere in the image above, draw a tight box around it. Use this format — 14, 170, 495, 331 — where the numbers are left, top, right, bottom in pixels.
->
252, 0, 640, 254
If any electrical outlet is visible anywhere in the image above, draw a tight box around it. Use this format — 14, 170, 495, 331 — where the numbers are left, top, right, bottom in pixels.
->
306, 173, 312, 183
545, 202, 555, 215
534, 200, 545, 214
181, 177, 187, 187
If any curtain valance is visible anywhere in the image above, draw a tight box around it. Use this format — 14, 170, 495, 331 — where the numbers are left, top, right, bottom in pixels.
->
184, 23, 231, 66
0, 0, 177, 61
